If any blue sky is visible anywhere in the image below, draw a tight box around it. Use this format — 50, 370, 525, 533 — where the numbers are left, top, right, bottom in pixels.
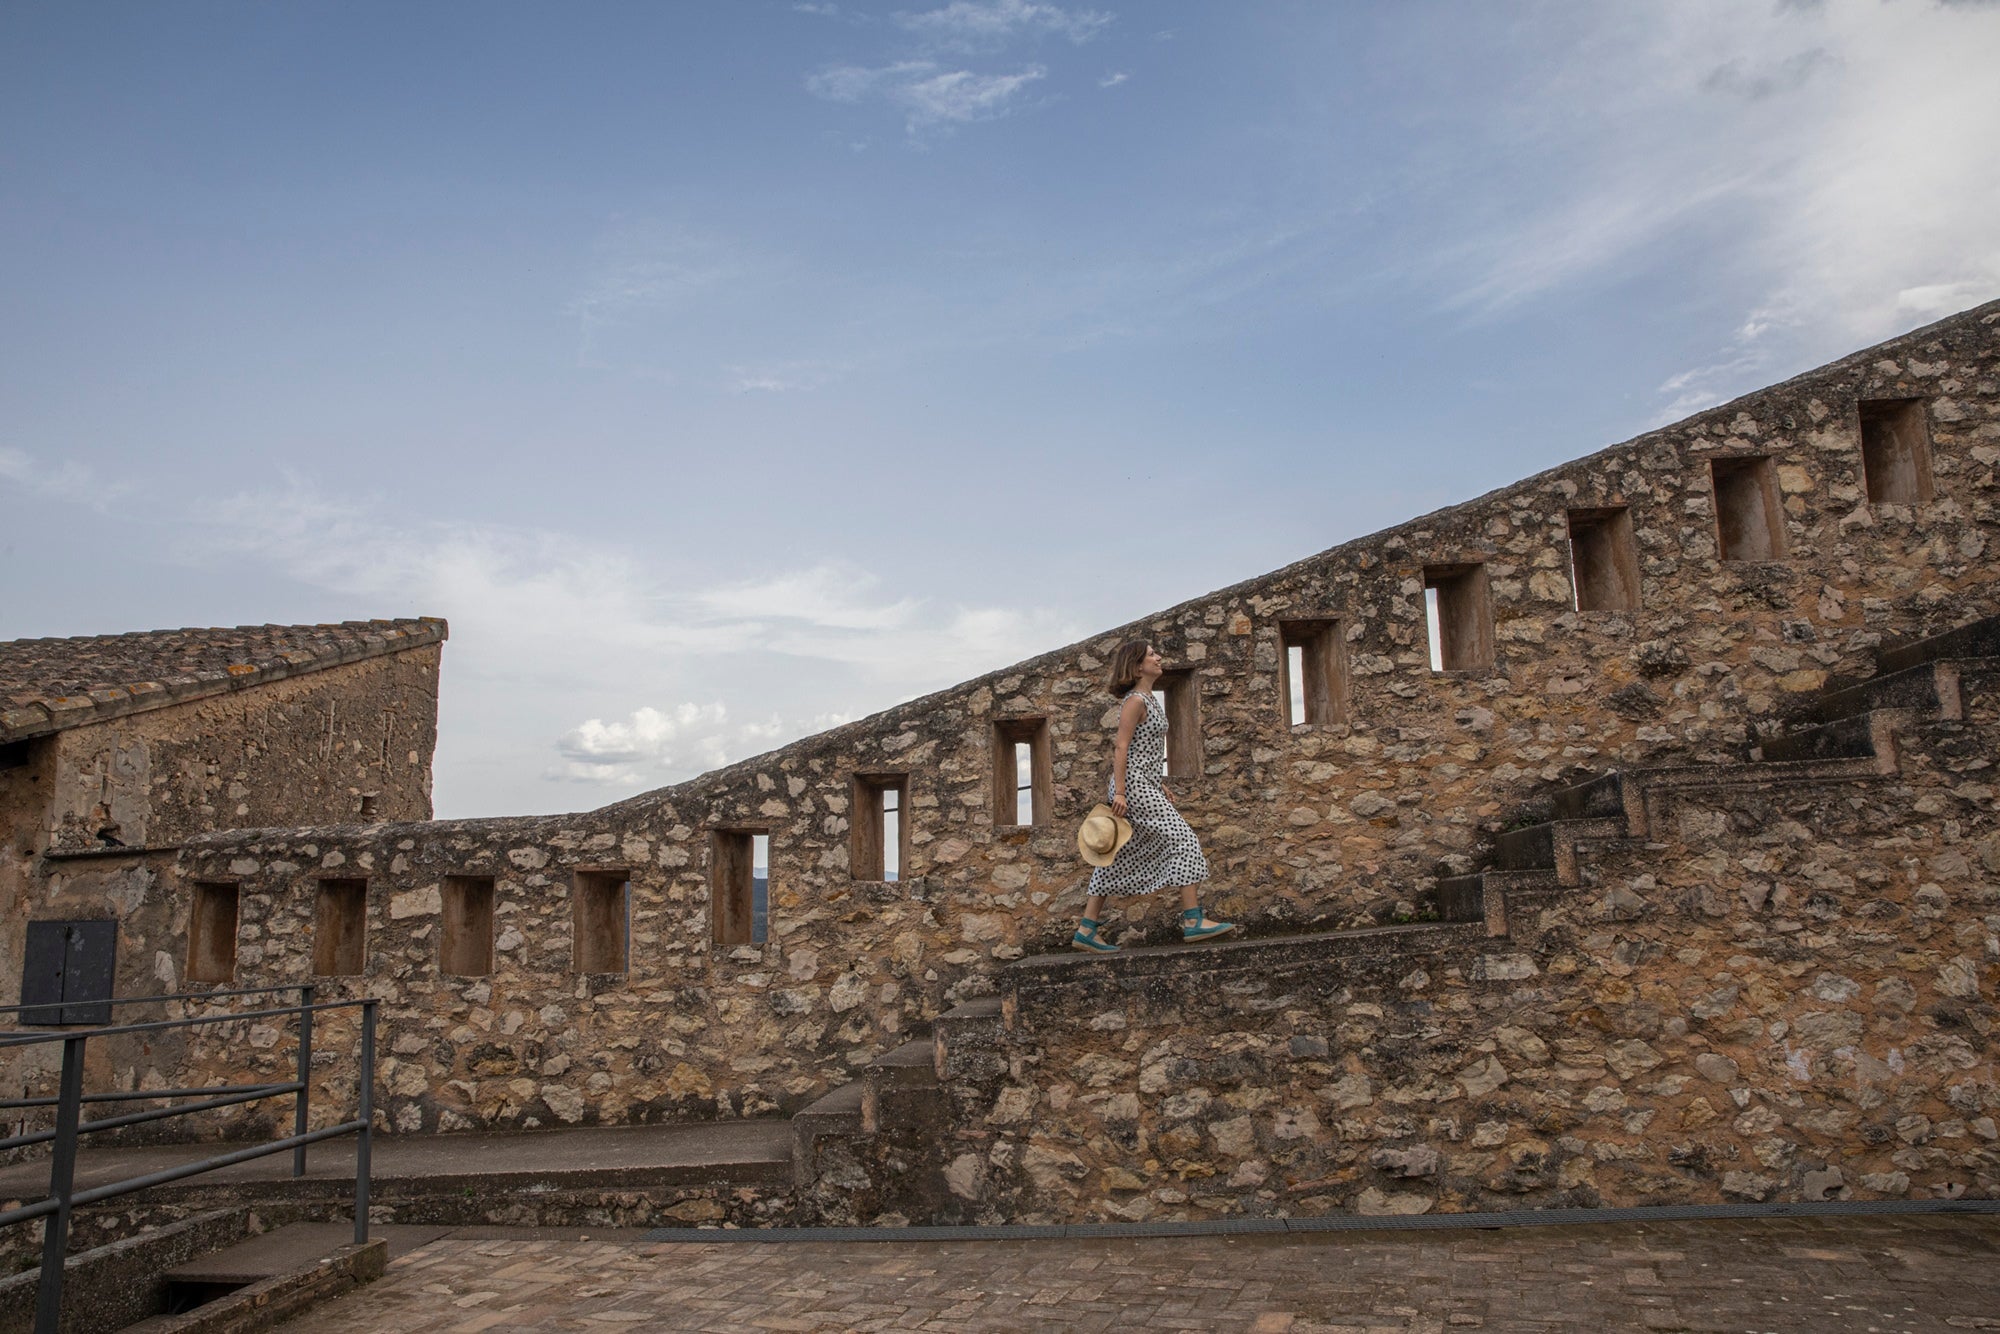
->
4, 0, 1997, 817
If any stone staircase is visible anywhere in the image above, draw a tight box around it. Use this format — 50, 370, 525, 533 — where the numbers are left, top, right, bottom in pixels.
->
788, 610, 2000, 1223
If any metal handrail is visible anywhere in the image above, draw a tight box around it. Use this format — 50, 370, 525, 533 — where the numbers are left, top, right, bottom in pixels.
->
0, 991, 375, 1334
0, 982, 312, 1015
0, 1081, 302, 1152
0, 1083, 291, 1109
0, 997, 363, 1048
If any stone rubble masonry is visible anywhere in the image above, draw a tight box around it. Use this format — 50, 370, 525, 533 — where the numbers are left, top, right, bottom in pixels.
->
939, 667, 2000, 1221
0, 622, 445, 1108
157, 301, 1997, 1163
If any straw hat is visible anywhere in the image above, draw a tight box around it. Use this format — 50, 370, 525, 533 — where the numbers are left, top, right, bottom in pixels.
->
1076, 803, 1134, 867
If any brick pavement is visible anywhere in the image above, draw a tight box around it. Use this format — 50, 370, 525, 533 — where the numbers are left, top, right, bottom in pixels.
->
278, 1214, 2000, 1333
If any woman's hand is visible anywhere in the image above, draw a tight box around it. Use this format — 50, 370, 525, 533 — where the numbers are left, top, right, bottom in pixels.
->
1111, 794, 1127, 817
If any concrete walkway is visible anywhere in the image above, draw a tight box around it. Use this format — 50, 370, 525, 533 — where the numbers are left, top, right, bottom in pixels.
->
0, 1119, 793, 1200
276, 1212, 2000, 1332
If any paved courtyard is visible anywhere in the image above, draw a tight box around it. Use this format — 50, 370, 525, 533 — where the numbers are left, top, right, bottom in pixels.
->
280, 1213, 2000, 1333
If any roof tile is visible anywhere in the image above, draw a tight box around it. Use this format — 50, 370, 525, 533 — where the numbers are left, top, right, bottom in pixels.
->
0, 618, 447, 742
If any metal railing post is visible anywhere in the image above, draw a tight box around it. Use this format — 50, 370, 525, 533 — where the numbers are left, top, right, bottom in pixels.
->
34, 1035, 87, 1334
292, 984, 315, 1178
354, 1000, 375, 1246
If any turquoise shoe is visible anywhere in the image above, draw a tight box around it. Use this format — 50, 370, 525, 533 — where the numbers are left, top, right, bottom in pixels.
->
1071, 918, 1120, 953
1181, 907, 1236, 943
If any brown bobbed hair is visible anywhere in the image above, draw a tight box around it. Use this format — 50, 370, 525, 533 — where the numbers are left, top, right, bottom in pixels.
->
1105, 640, 1153, 697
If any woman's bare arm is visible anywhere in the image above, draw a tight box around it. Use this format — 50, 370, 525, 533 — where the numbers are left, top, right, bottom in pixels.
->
1110, 694, 1145, 816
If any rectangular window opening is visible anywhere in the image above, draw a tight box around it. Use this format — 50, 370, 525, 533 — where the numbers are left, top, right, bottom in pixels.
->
711, 831, 768, 946
1858, 398, 1934, 505
312, 878, 367, 977
850, 774, 910, 882
1711, 456, 1787, 561
441, 875, 495, 977
1567, 507, 1642, 612
573, 870, 629, 974
1152, 669, 1202, 777
991, 718, 1051, 827
1278, 620, 1349, 726
1423, 565, 1494, 672
19, 920, 117, 1026
187, 882, 239, 984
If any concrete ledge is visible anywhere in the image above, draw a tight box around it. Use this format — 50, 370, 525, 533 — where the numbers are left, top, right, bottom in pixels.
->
122, 1238, 386, 1334
0, 1208, 250, 1334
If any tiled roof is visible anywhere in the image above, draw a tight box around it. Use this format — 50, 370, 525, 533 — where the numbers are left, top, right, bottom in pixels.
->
0, 618, 448, 743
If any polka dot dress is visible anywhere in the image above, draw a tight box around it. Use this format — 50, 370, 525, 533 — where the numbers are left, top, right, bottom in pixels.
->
1088, 692, 1211, 898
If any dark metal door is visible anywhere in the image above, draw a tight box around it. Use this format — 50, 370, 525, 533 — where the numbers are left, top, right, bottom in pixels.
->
18, 921, 116, 1025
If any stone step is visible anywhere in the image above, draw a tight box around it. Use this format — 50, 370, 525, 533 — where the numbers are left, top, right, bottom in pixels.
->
866, 1038, 940, 1088
0, 1120, 797, 1207
1434, 874, 1486, 924
1875, 611, 2000, 676
1493, 817, 1625, 881
1755, 708, 1895, 765
1807, 659, 1965, 726
1009, 920, 1486, 997
861, 1038, 945, 1134
789, 1081, 864, 1185
1631, 751, 1895, 796
158, 1222, 445, 1288
1438, 869, 1564, 938
933, 998, 1009, 1086
1548, 770, 1631, 823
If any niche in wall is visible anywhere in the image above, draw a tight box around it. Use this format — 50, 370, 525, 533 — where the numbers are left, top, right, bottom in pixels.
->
312, 878, 367, 977
442, 875, 495, 976
1566, 507, 1642, 612
711, 830, 769, 946
573, 869, 629, 974
187, 882, 240, 984
991, 717, 1052, 826
1711, 456, 1787, 561
1151, 670, 1203, 778
1858, 398, 1934, 505
1423, 564, 1495, 672
851, 774, 908, 882
1277, 619, 1349, 726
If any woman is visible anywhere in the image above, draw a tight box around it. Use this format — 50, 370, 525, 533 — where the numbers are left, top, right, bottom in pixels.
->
1073, 640, 1235, 953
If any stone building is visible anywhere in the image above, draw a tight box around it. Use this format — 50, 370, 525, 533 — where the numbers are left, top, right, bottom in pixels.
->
11, 301, 2000, 1226
0, 620, 445, 1089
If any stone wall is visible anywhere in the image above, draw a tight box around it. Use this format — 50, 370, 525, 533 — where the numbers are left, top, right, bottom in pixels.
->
0, 645, 443, 1122
937, 669, 2000, 1222
171, 301, 1999, 1138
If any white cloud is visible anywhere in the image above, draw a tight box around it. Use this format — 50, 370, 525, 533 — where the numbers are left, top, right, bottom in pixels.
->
901, 65, 1047, 125
807, 60, 1048, 131
552, 702, 737, 785
694, 565, 922, 631
184, 483, 1080, 800
1098, 70, 1128, 88
724, 359, 848, 393
1433, 0, 2000, 416
806, 61, 933, 103
0, 446, 129, 510
896, 0, 1112, 51
568, 224, 750, 374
